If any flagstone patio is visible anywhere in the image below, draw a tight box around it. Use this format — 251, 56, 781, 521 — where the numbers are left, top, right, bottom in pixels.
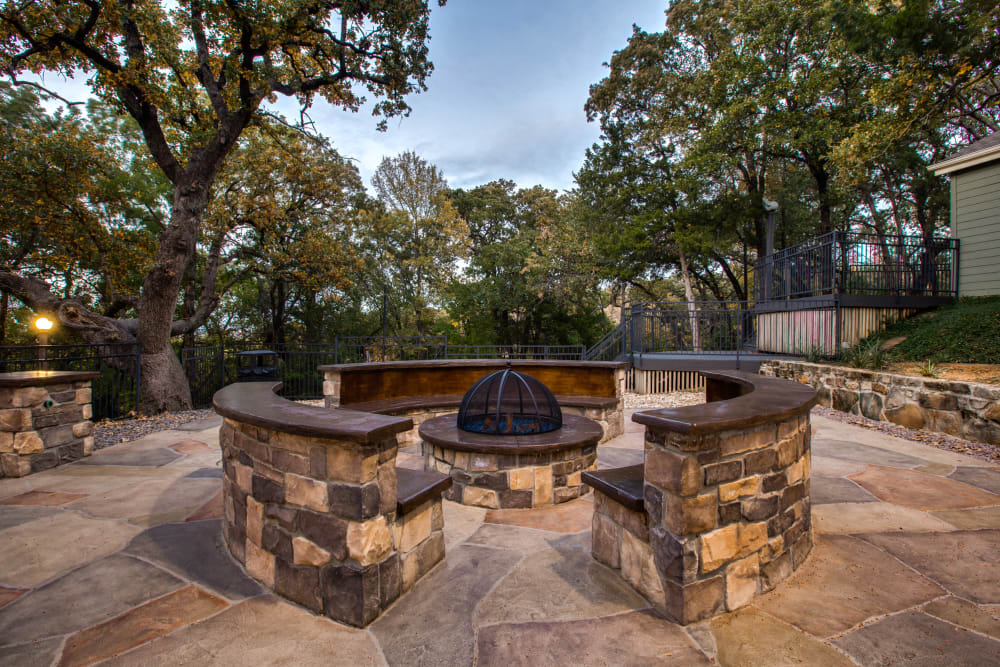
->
1, 408, 998, 666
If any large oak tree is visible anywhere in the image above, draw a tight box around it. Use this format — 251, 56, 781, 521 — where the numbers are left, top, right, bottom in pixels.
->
0, 0, 445, 412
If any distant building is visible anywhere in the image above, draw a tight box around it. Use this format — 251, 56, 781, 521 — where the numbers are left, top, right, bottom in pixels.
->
930, 131, 1000, 297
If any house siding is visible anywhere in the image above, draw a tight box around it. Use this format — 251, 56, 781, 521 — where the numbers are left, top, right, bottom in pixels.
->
954, 160, 1000, 296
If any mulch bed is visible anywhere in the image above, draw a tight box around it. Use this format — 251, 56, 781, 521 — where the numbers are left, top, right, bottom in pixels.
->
92, 408, 217, 450
812, 405, 1000, 464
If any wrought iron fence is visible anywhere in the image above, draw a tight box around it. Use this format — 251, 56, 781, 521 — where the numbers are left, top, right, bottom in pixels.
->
583, 321, 629, 361
181, 346, 224, 409
439, 344, 586, 360
0, 343, 141, 420
754, 231, 959, 301
629, 301, 755, 355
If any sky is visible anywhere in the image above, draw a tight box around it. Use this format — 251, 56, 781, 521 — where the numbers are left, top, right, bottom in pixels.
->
277, 0, 668, 192
35, 1, 667, 193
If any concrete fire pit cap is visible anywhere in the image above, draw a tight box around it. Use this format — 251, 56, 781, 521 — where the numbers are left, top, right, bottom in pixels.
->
0, 370, 100, 387
632, 370, 817, 435
418, 413, 602, 455
213, 381, 412, 444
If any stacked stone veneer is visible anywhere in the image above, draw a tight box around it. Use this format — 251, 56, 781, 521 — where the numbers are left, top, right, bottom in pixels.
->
423, 442, 597, 509
220, 419, 444, 627
761, 360, 1000, 445
592, 414, 812, 624
0, 371, 97, 478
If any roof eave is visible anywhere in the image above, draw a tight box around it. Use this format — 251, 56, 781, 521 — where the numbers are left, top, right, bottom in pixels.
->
929, 145, 1000, 175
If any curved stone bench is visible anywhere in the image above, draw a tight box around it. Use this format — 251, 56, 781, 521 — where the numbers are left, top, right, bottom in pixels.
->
582, 370, 816, 625
419, 413, 602, 508
319, 360, 627, 446
213, 382, 452, 627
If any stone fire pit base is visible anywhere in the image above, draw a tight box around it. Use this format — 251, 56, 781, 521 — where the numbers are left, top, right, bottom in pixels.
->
419, 414, 603, 509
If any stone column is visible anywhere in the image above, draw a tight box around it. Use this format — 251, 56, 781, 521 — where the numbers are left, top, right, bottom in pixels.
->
0, 371, 98, 478
640, 412, 812, 624
322, 369, 342, 408
220, 419, 404, 627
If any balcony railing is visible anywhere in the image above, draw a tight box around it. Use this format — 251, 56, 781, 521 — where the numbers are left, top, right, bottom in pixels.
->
754, 231, 959, 302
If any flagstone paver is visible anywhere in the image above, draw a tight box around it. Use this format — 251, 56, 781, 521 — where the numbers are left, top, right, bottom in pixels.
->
1, 405, 999, 665
371, 545, 522, 667
57, 585, 228, 667
754, 534, 944, 638
477, 609, 711, 666
863, 530, 1000, 604
708, 607, 853, 666
484, 496, 594, 533
100, 595, 383, 666
474, 537, 648, 626
168, 439, 212, 454
810, 476, 879, 504
849, 465, 1000, 510
76, 447, 182, 467
931, 505, 1000, 530
123, 519, 265, 600
812, 501, 956, 534
0, 638, 63, 667
0, 490, 88, 506
0, 554, 185, 644
0, 513, 143, 587
949, 466, 1000, 494
834, 610, 1000, 665
0, 505, 59, 530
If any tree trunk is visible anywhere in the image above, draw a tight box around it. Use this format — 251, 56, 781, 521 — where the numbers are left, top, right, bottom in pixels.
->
134, 182, 209, 413
679, 249, 702, 351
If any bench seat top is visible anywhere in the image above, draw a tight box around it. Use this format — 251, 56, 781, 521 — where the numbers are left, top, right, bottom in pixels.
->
582, 465, 645, 512
395, 467, 452, 514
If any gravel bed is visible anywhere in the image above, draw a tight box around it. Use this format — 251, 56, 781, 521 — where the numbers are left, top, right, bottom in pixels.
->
625, 391, 704, 410
93, 408, 217, 450
811, 405, 1000, 463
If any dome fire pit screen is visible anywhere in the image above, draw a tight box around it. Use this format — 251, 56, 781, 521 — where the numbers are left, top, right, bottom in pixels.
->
457, 364, 562, 435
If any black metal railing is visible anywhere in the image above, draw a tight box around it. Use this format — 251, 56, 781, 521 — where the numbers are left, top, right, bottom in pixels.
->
584, 321, 628, 361
181, 345, 225, 409
629, 302, 755, 356
0, 343, 141, 420
754, 231, 959, 301
439, 344, 586, 360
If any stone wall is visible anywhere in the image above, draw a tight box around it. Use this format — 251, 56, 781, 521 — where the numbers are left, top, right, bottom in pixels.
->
424, 442, 597, 509
592, 411, 813, 624
219, 418, 444, 626
0, 371, 97, 478
761, 360, 1000, 445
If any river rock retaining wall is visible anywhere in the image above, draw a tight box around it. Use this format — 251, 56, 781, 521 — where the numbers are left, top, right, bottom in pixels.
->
760, 360, 1000, 445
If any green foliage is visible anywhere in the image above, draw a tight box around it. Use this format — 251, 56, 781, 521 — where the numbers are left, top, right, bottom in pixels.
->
918, 360, 939, 378
801, 345, 828, 364
842, 340, 891, 371
862, 298, 1000, 364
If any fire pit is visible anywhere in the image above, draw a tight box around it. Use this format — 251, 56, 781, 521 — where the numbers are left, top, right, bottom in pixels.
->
418, 365, 602, 509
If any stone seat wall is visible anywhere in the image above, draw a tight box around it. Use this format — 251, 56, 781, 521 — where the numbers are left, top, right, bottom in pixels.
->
584, 371, 817, 625
1, 370, 98, 478
213, 382, 450, 627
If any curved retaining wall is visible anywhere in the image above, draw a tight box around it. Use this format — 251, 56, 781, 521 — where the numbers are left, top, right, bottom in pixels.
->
319, 360, 628, 445
587, 371, 817, 624
213, 382, 444, 627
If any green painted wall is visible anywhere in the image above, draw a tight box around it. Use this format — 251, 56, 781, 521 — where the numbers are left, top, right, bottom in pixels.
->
953, 160, 1000, 296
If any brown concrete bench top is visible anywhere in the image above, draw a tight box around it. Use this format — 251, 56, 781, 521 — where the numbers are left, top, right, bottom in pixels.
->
213, 382, 412, 444
582, 464, 644, 512
418, 413, 602, 455
396, 467, 453, 514
345, 393, 617, 414
632, 370, 816, 435
0, 370, 99, 387
320, 360, 627, 372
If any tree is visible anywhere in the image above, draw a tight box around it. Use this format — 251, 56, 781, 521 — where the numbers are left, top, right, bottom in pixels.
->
370, 151, 467, 335
1, 0, 445, 412
203, 122, 367, 346
445, 181, 609, 347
